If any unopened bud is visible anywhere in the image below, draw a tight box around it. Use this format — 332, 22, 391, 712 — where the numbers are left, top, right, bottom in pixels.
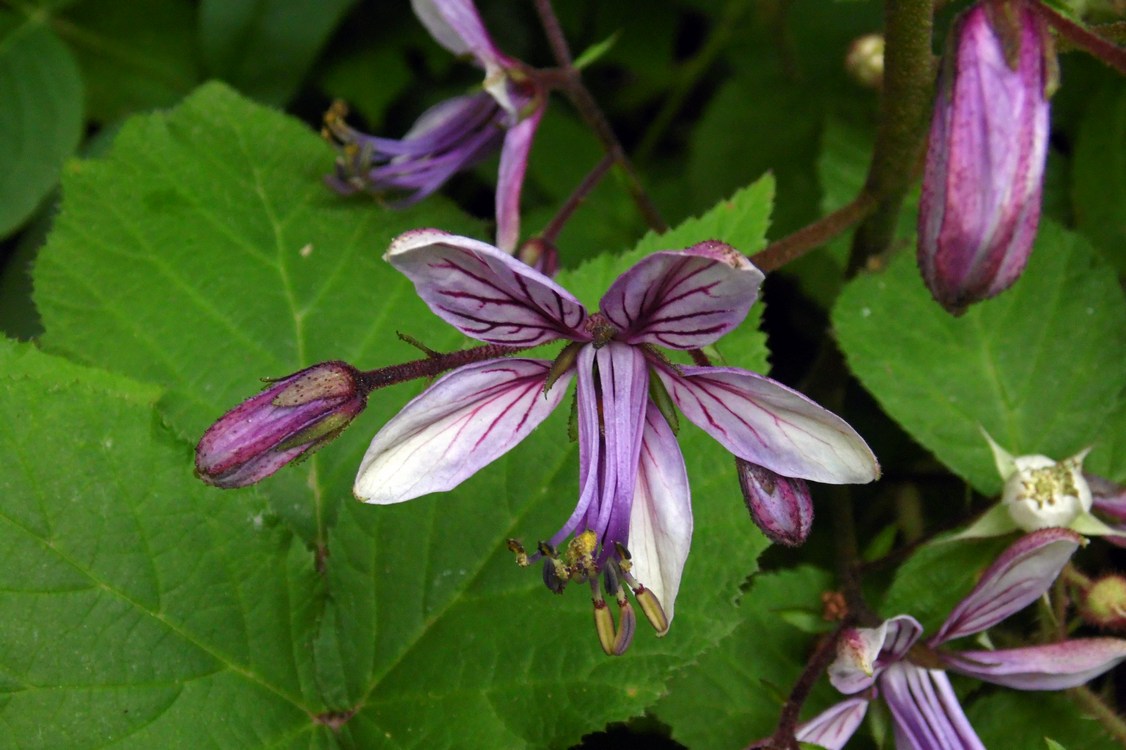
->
845, 33, 885, 89
516, 237, 559, 277
917, 3, 1051, 314
737, 460, 813, 546
1081, 575, 1126, 631
196, 361, 366, 488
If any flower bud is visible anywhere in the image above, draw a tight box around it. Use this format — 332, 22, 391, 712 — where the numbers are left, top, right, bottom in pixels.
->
1080, 575, 1126, 631
516, 236, 559, 277
196, 361, 367, 488
845, 33, 885, 89
737, 459, 813, 546
917, 2, 1051, 314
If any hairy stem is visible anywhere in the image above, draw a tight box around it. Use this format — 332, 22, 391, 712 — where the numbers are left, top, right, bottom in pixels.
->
749, 625, 850, 750
1069, 684, 1126, 746
357, 342, 528, 392
848, 0, 935, 269
1031, 2, 1126, 76
531, 0, 668, 232
750, 193, 878, 272
539, 154, 614, 243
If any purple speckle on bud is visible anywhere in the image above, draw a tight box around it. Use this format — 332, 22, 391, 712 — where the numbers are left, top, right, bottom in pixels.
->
917, 2, 1051, 314
196, 361, 367, 488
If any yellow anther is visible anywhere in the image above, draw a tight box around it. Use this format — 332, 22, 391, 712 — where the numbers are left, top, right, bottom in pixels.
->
506, 539, 529, 567
633, 585, 670, 637
593, 597, 617, 656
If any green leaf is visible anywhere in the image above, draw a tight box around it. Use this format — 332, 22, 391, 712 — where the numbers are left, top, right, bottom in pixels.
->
0, 10, 82, 237
1072, 81, 1126, 276
54, 0, 201, 123
35, 81, 482, 542
651, 567, 837, 750
199, 0, 359, 105
832, 221, 1126, 494
1086, 397, 1126, 483
967, 691, 1120, 750
573, 31, 620, 71
33, 83, 772, 747
0, 339, 330, 747
318, 44, 412, 126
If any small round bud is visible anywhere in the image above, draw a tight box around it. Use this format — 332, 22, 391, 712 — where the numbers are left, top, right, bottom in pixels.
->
846, 33, 885, 88
516, 237, 558, 277
1081, 575, 1126, 631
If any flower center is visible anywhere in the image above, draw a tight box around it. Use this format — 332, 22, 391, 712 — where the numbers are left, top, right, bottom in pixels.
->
507, 531, 669, 655
1003, 455, 1090, 531
585, 313, 618, 349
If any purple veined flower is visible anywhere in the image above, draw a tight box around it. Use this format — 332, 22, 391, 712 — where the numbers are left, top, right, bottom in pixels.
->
196, 361, 368, 488
353, 229, 880, 654
797, 529, 1126, 749
323, 0, 544, 254
917, 1, 1052, 314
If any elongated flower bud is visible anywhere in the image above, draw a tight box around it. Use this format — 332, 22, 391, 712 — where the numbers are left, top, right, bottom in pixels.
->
917, 2, 1051, 314
196, 361, 367, 488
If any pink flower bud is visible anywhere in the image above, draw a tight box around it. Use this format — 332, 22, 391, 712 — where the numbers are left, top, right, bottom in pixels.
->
917, 2, 1051, 314
737, 460, 813, 546
196, 361, 367, 488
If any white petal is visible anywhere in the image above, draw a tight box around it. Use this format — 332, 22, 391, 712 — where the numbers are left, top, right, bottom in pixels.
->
354, 359, 568, 503
933, 528, 1081, 644
627, 403, 692, 623
659, 366, 880, 484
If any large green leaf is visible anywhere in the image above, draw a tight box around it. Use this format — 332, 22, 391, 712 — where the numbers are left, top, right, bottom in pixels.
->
32, 83, 773, 747
1072, 81, 1126, 276
833, 222, 1126, 494
0, 340, 330, 748
967, 691, 1120, 750
0, 10, 82, 237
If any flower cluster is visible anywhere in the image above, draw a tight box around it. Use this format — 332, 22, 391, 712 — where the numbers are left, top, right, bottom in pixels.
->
798, 529, 1126, 749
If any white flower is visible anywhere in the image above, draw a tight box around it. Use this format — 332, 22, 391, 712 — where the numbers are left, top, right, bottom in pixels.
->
957, 430, 1121, 539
